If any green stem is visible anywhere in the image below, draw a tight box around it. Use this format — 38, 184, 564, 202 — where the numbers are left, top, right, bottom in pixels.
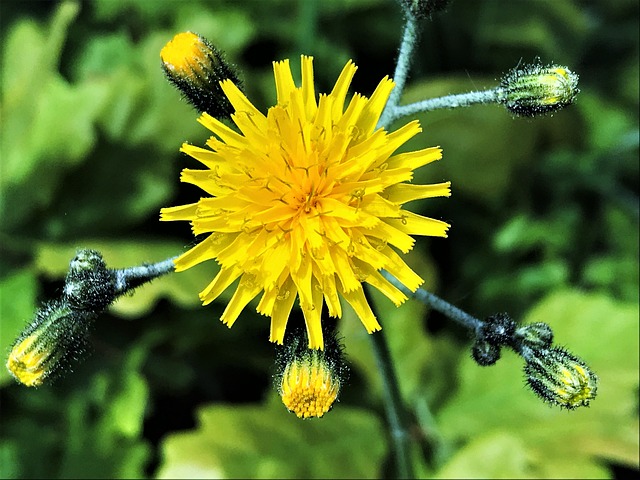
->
379, 13, 420, 127
382, 270, 483, 335
370, 326, 415, 479
113, 256, 178, 294
385, 88, 502, 124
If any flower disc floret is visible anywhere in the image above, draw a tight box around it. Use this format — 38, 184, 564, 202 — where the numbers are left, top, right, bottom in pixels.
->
161, 56, 451, 349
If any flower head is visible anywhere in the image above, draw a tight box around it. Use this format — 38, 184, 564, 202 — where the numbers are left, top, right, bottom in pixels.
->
161, 56, 450, 349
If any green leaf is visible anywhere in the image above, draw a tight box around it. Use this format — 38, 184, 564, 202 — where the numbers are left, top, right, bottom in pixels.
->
577, 92, 637, 152
435, 289, 640, 476
435, 431, 610, 479
157, 394, 387, 479
0, 268, 38, 387
57, 346, 151, 478
0, 3, 110, 230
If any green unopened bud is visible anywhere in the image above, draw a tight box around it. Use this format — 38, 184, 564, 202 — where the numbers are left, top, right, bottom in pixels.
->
161, 31, 241, 118
64, 249, 116, 311
514, 322, 554, 357
498, 62, 579, 117
398, 0, 452, 19
6, 300, 95, 387
524, 347, 598, 409
275, 323, 348, 419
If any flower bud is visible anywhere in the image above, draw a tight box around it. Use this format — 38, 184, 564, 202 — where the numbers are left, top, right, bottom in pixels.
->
514, 322, 554, 357
471, 338, 501, 366
275, 323, 348, 418
524, 347, 598, 409
6, 300, 95, 387
160, 31, 241, 118
63, 249, 116, 311
498, 62, 579, 117
480, 312, 516, 347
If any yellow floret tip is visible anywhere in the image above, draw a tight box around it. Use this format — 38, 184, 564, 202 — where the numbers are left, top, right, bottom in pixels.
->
280, 357, 340, 418
160, 31, 209, 76
6, 335, 49, 387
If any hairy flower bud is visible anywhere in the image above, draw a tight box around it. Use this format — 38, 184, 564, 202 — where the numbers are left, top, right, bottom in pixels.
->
64, 249, 116, 311
524, 347, 598, 409
6, 300, 95, 387
275, 323, 348, 418
514, 322, 554, 358
481, 312, 516, 347
498, 62, 579, 117
161, 31, 241, 118
471, 338, 501, 366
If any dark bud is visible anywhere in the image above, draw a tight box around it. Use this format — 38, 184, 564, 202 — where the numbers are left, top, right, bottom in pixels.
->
63, 249, 116, 311
472, 339, 501, 366
480, 312, 516, 347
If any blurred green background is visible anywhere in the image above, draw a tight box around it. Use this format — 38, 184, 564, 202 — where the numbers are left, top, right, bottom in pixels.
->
0, 0, 638, 478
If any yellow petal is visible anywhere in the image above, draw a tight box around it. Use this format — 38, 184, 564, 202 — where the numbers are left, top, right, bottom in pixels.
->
329, 60, 358, 118
268, 276, 298, 344
341, 286, 381, 333
273, 59, 296, 106
386, 211, 450, 238
220, 273, 263, 327
384, 182, 452, 204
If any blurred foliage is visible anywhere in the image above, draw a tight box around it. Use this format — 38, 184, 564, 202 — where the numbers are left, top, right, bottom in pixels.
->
0, 0, 638, 478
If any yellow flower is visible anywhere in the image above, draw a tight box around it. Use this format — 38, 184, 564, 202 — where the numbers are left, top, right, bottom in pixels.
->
161, 56, 451, 349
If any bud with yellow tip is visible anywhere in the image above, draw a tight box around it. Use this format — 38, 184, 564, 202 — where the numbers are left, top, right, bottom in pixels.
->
6, 300, 94, 387
275, 323, 348, 419
160, 31, 241, 118
524, 347, 598, 409
498, 62, 579, 117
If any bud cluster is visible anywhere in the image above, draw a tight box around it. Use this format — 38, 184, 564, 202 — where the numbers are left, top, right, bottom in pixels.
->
6, 250, 115, 387
471, 313, 597, 409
